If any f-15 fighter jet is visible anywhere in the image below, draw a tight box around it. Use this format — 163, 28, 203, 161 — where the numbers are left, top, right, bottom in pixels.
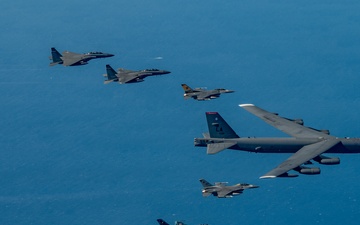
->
103, 64, 171, 84
49, 47, 114, 66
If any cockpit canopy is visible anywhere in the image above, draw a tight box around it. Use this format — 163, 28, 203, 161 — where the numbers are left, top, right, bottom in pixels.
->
144, 68, 160, 71
87, 51, 103, 55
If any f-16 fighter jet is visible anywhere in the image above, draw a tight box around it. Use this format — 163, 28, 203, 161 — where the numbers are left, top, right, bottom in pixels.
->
194, 104, 360, 178
49, 47, 114, 66
104, 64, 171, 84
199, 179, 258, 198
181, 84, 234, 101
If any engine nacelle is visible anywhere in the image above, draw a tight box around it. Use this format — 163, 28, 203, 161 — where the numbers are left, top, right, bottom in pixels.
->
283, 117, 304, 125
299, 167, 321, 175
320, 130, 330, 135
308, 127, 330, 135
314, 156, 340, 165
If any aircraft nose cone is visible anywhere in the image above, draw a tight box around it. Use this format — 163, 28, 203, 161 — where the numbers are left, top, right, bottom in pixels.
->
107, 53, 115, 57
250, 185, 259, 189
226, 90, 235, 93
163, 70, 171, 74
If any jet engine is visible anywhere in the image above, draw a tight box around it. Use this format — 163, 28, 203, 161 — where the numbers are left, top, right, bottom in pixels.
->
313, 155, 340, 165
294, 166, 321, 175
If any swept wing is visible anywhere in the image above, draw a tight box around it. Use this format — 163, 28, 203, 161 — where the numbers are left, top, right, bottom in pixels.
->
196, 92, 220, 100
239, 104, 339, 178
62, 51, 94, 66
217, 188, 243, 198
260, 139, 341, 178
118, 71, 152, 83
239, 104, 330, 138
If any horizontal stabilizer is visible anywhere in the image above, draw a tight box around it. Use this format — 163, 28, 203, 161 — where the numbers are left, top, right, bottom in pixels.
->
207, 142, 236, 154
202, 133, 210, 138
49, 62, 61, 66
202, 192, 212, 197
104, 80, 115, 84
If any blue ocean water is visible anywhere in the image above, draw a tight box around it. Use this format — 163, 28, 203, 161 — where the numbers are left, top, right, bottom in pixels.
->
1, 1, 360, 224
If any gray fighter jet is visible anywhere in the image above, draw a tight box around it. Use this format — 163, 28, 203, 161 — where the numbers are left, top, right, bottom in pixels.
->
181, 84, 234, 101
104, 64, 171, 84
200, 179, 258, 198
194, 104, 360, 178
157, 219, 207, 225
157, 219, 186, 225
49, 47, 114, 66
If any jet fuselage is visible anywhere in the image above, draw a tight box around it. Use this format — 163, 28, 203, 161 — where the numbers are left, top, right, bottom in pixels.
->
194, 137, 360, 153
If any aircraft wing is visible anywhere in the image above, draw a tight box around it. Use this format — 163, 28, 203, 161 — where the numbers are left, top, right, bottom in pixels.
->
119, 73, 138, 83
62, 52, 94, 66
119, 72, 151, 83
217, 189, 243, 198
239, 104, 331, 138
196, 92, 220, 101
260, 139, 341, 178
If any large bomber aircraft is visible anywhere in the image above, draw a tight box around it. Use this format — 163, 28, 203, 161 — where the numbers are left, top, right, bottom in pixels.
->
49, 47, 114, 66
194, 104, 360, 178
200, 179, 258, 198
104, 64, 171, 84
181, 84, 234, 101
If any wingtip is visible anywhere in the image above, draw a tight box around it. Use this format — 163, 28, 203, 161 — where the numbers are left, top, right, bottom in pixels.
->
239, 103, 254, 107
206, 112, 219, 115
259, 175, 276, 179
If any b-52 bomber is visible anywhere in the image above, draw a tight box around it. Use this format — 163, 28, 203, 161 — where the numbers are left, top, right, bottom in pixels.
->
181, 84, 234, 101
104, 64, 171, 84
194, 104, 360, 178
200, 179, 258, 198
49, 47, 114, 66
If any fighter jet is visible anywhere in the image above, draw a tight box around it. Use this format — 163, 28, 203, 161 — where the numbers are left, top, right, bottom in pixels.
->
157, 219, 187, 225
49, 47, 114, 66
157, 219, 207, 225
200, 179, 258, 198
194, 104, 360, 178
104, 64, 171, 84
181, 84, 234, 101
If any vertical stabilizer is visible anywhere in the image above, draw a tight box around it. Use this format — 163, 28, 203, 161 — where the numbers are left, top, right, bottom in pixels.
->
104, 64, 118, 84
205, 112, 239, 138
199, 179, 213, 187
157, 219, 170, 225
181, 84, 193, 93
49, 47, 63, 66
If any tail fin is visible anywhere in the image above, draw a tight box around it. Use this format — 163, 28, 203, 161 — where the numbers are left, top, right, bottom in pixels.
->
49, 47, 63, 66
199, 179, 213, 187
104, 64, 118, 84
175, 221, 187, 225
157, 219, 170, 225
206, 112, 239, 138
181, 84, 193, 93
